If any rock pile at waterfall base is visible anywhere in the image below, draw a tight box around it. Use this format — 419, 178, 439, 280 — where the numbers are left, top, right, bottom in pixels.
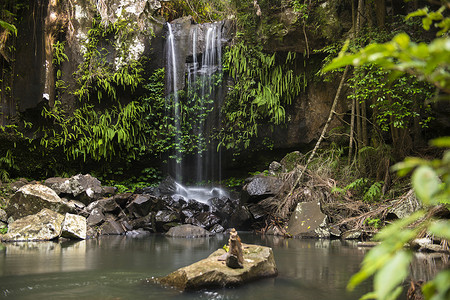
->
0, 175, 249, 241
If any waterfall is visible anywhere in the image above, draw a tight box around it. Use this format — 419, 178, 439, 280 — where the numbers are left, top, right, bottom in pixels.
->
165, 21, 223, 185
165, 23, 182, 182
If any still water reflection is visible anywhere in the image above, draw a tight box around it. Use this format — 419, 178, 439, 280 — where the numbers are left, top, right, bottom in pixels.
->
0, 234, 400, 299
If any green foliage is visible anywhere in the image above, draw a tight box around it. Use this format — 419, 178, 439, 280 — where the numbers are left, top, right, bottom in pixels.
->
332, 178, 384, 202
0, 19, 16, 36
52, 41, 68, 66
219, 43, 303, 150
39, 100, 147, 162
363, 181, 383, 203
364, 217, 382, 229
407, 5, 449, 36
222, 177, 245, 188
161, 0, 226, 23
348, 137, 450, 300
73, 16, 143, 103
0, 225, 7, 234
0, 148, 20, 182
324, 34, 450, 93
348, 64, 434, 132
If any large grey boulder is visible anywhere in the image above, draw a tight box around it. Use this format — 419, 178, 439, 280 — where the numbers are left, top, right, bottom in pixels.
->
5, 184, 71, 221
61, 213, 87, 239
154, 244, 278, 290
2, 208, 64, 241
287, 201, 331, 238
165, 224, 213, 238
44, 174, 103, 205
241, 175, 283, 203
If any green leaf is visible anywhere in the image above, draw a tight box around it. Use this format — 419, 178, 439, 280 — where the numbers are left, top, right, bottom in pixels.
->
428, 220, 450, 241
430, 136, 450, 148
374, 250, 411, 300
0, 20, 17, 35
412, 165, 441, 205
422, 269, 450, 300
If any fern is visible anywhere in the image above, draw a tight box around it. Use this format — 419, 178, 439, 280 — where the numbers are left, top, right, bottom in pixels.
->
364, 181, 384, 202
220, 42, 304, 150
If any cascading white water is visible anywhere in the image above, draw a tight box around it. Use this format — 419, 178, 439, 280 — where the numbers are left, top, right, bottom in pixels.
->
165, 23, 182, 182
165, 21, 223, 187
194, 23, 222, 183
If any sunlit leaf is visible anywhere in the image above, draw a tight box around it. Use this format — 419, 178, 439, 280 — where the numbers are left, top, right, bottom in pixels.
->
374, 251, 411, 300
422, 270, 450, 300
428, 220, 450, 240
430, 137, 450, 148
412, 166, 441, 205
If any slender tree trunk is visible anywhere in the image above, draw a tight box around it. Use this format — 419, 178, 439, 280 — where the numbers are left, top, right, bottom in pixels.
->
374, 0, 386, 28
413, 95, 424, 148
278, 66, 350, 219
361, 99, 368, 146
356, 0, 365, 34
348, 97, 356, 165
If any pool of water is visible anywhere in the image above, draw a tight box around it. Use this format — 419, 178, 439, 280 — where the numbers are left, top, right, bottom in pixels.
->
0, 233, 374, 299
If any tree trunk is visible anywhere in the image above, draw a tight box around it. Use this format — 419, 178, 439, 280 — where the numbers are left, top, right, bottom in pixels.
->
356, 0, 365, 33
348, 96, 356, 165
374, 0, 386, 28
413, 95, 424, 148
278, 66, 350, 219
361, 98, 368, 146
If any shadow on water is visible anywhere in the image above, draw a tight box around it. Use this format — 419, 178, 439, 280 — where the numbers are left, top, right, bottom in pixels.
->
2, 233, 444, 299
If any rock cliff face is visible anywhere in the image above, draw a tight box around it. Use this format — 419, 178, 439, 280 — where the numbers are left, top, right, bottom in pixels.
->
9, 0, 351, 152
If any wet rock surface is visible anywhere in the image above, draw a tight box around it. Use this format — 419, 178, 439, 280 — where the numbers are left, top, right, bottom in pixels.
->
5, 184, 71, 221
154, 244, 277, 291
287, 201, 330, 238
2, 208, 65, 241
165, 224, 213, 238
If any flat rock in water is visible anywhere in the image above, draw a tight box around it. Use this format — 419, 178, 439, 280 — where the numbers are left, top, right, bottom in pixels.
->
154, 244, 277, 290
165, 224, 213, 238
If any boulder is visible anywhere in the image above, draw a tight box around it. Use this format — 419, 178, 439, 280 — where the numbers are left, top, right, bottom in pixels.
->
210, 223, 225, 233
287, 201, 330, 238
155, 210, 180, 231
186, 199, 209, 212
208, 197, 237, 219
229, 206, 253, 230
268, 161, 282, 175
86, 197, 121, 214
158, 176, 178, 195
165, 224, 213, 238
111, 193, 132, 207
241, 175, 283, 203
0, 208, 7, 223
196, 212, 220, 229
87, 208, 106, 226
61, 213, 87, 239
2, 208, 64, 241
154, 244, 278, 290
44, 174, 103, 204
126, 194, 154, 218
102, 186, 116, 196
128, 212, 155, 232
99, 217, 125, 235
280, 151, 304, 172
5, 184, 71, 221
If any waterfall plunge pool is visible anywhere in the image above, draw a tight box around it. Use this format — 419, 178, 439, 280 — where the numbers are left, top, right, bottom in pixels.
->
0, 234, 376, 299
